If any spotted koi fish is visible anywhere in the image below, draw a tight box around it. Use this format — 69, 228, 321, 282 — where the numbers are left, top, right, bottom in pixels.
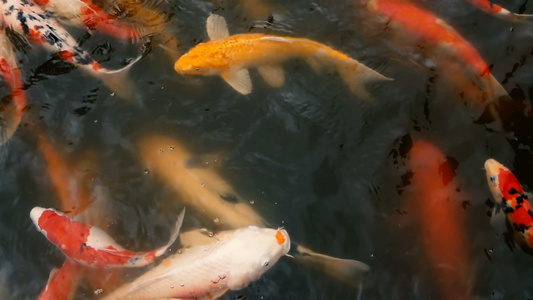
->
0, 28, 26, 145
485, 158, 533, 253
33, 0, 141, 40
30, 206, 185, 268
175, 14, 390, 98
37, 259, 82, 300
465, 0, 533, 22
0, 0, 135, 73
102, 226, 291, 300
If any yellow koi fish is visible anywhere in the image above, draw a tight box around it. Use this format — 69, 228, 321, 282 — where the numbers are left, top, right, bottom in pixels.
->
175, 14, 391, 98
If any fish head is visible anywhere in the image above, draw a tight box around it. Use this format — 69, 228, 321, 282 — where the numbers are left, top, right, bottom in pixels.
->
226, 226, 290, 290
485, 158, 523, 205
174, 42, 224, 75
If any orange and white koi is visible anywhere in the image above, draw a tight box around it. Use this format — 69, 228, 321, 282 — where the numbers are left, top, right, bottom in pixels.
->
102, 226, 291, 300
175, 14, 390, 98
485, 158, 533, 253
37, 259, 82, 300
0, 28, 26, 145
465, 0, 533, 22
30, 206, 185, 268
367, 0, 508, 103
33, 0, 141, 40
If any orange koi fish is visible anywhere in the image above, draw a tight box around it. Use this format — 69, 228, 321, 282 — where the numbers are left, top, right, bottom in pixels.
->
30, 207, 184, 268
175, 14, 390, 98
102, 226, 290, 300
33, 0, 141, 40
465, 0, 533, 22
0, 28, 26, 145
367, 0, 508, 103
407, 140, 472, 299
485, 158, 533, 253
37, 260, 82, 300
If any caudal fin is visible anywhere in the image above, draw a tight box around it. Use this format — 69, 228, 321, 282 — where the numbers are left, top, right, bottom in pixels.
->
337, 60, 392, 100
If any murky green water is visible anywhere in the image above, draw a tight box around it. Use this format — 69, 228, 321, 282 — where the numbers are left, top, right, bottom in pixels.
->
1, 0, 533, 299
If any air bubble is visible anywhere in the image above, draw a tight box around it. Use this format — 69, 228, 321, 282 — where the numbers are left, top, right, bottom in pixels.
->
170, 146, 175, 151
208, 232, 214, 237
213, 218, 220, 223
94, 289, 104, 295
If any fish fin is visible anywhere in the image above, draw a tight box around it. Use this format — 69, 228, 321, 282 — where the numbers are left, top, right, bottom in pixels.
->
490, 205, 508, 235
306, 56, 324, 74
337, 59, 392, 100
294, 244, 370, 287
221, 69, 252, 95
206, 14, 230, 40
513, 13, 533, 22
97, 71, 143, 104
154, 208, 186, 256
488, 74, 510, 100
257, 64, 285, 88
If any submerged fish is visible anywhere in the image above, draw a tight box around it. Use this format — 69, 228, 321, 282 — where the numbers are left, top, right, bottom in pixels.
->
485, 158, 533, 254
137, 134, 370, 287
102, 226, 290, 300
30, 207, 185, 268
465, 0, 533, 22
0, 28, 26, 145
407, 140, 473, 299
367, 0, 508, 103
37, 259, 82, 300
175, 14, 390, 98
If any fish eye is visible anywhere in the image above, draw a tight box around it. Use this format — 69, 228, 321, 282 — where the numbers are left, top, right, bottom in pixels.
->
262, 260, 270, 267
490, 176, 496, 182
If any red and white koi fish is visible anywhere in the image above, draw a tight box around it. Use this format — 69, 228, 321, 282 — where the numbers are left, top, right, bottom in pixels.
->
485, 158, 533, 253
30, 206, 185, 268
37, 259, 82, 300
0, 28, 26, 145
175, 14, 390, 98
367, 0, 508, 103
0, 0, 137, 73
465, 0, 533, 22
102, 226, 291, 300
33, 0, 141, 40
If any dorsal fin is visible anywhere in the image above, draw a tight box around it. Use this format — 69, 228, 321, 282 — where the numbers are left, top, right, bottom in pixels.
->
206, 14, 230, 40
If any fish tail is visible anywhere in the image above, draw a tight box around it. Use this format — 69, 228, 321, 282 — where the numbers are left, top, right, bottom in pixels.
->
80, 7, 142, 41
336, 58, 392, 100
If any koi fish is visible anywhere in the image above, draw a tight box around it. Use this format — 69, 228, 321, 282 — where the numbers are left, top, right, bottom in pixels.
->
484, 158, 533, 253
465, 0, 533, 22
0, 28, 26, 145
137, 134, 370, 287
30, 206, 185, 268
37, 259, 82, 300
407, 140, 472, 299
175, 14, 390, 98
367, 0, 508, 103
33, 0, 141, 40
102, 226, 290, 300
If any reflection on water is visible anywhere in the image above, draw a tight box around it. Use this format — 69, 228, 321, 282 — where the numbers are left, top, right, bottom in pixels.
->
0, 0, 533, 299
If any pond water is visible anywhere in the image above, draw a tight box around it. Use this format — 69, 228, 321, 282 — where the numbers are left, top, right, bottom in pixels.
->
0, 0, 533, 299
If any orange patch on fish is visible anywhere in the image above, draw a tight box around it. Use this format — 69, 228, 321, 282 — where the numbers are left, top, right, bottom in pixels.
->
275, 230, 285, 245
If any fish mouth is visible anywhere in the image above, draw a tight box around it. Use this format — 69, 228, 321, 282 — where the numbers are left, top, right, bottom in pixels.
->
30, 206, 47, 226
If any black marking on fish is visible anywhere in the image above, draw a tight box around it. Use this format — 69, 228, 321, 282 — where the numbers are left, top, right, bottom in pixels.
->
509, 188, 519, 195
513, 223, 531, 233
516, 195, 525, 204
16, 11, 29, 35
502, 200, 514, 213
519, 0, 529, 14
529, 209, 533, 219
516, 204, 523, 210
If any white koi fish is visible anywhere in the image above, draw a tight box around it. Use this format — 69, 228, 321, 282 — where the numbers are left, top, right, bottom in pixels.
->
30, 206, 185, 268
175, 14, 391, 98
102, 226, 291, 300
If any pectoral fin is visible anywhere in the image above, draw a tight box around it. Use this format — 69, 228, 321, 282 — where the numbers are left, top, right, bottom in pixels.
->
221, 69, 252, 95
257, 65, 285, 88
206, 14, 230, 40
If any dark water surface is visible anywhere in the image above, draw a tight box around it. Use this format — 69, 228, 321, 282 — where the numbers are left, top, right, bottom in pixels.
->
1, 0, 533, 299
